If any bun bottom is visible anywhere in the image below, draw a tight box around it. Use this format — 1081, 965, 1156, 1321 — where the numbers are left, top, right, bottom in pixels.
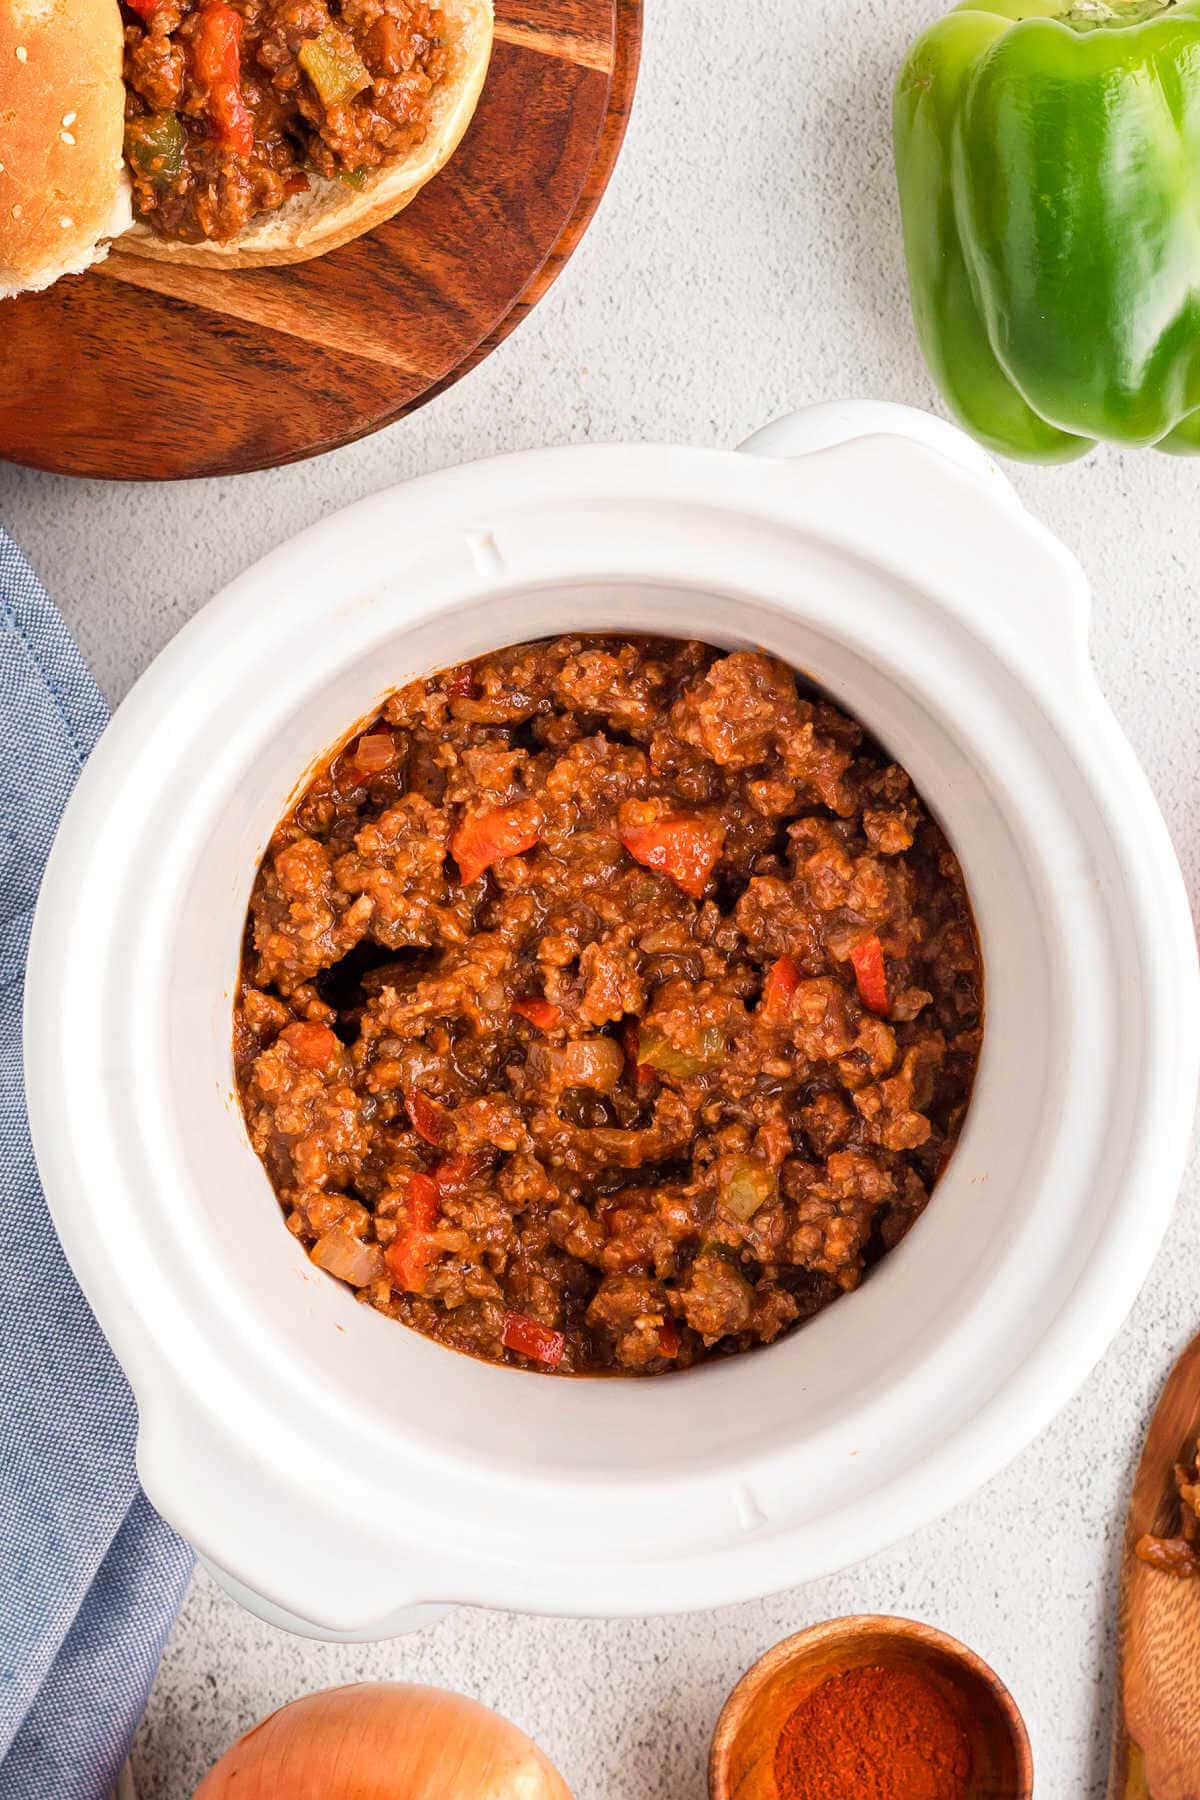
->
115, 0, 492, 271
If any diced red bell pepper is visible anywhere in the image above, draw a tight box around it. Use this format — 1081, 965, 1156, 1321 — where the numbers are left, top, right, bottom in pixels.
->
759, 955, 801, 1022
849, 934, 889, 1015
512, 996, 561, 1031
658, 1319, 681, 1358
404, 1171, 440, 1231
384, 1172, 441, 1293
406, 1088, 449, 1145
620, 814, 723, 899
446, 667, 474, 697
432, 1153, 484, 1194
125, 0, 167, 18
385, 1232, 433, 1293
280, 1020, 340, 1070
283, 171, 311, 197
502, 1311, 565, 1367
450, 803, 541, 886
193, 2, 254, 158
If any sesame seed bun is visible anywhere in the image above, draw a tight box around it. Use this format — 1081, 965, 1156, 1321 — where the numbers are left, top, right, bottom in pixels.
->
117, 0, 492, 270
0, 0, 131, 298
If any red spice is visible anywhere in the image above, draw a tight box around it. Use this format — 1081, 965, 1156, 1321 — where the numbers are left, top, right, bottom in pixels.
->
773, 1664, 972, 1800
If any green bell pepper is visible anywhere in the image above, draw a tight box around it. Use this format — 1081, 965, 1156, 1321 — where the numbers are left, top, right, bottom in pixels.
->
123, 112, 186, 192
298, 27, 372, 109
894, 0, 1200, 461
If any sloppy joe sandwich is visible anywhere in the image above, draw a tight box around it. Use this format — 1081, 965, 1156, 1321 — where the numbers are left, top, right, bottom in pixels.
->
0, 0, 491, 290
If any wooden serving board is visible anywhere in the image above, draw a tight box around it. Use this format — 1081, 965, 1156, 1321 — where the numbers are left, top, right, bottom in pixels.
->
0, 0, 640, 480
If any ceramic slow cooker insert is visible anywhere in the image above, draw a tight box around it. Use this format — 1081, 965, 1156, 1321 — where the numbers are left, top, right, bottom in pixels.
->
25, 403, 1199, 1637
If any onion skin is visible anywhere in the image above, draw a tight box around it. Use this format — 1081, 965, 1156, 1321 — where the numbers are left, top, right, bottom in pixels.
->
193, 1683, 574, 1800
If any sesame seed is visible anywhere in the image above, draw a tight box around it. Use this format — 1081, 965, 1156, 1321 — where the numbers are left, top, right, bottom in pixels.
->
59, 216, 72, 228
61, 111, 76, 126
11, 205, 21, 218
60, 130, 75, 145
0, 161, 6, 172
14, 44, 26, 60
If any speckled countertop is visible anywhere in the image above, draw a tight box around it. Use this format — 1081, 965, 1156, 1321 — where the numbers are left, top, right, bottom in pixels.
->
3, 0, 1198, 1794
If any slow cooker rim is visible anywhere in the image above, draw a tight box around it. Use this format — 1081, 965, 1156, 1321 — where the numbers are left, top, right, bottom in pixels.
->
24, 434, 1199, 1626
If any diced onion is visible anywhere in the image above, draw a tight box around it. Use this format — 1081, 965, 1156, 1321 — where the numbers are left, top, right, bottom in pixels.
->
310, 1229, 386, 1287
559, 1037, 625, 1091
529, 1037, 625, 1092
348, 732, 397, 774
720, 1158, 777, 1222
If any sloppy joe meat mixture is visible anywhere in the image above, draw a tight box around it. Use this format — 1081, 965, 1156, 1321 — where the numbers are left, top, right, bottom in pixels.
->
234, 636, 984, 1375
121, 0, 445, 242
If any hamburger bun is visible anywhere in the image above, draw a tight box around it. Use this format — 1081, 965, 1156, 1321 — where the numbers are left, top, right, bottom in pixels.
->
0, 0, 131, 297
118, 0, 493, 270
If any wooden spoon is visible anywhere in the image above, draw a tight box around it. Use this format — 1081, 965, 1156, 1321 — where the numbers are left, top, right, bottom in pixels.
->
1108, 1333, 1200, 1799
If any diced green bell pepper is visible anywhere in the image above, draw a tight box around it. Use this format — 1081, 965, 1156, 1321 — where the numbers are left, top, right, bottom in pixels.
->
298, 26, 371, 108
636, 1024, 726, 1080
123, 111, 186, 191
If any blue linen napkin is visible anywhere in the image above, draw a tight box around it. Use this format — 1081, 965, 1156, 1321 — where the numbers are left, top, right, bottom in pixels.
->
0, 529, 194, 1800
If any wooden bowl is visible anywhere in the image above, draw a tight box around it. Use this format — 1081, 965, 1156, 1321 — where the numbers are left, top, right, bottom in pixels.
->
709, 1616, 1032, 1800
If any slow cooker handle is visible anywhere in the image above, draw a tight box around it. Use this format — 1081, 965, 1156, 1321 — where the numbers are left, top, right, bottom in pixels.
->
736, 398, 1095, 684
137, 1397, 443, 1638
738, 399, 1019, 500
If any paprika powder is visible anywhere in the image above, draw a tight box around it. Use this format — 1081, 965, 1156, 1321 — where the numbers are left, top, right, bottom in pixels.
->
772, 1663, 972, 1800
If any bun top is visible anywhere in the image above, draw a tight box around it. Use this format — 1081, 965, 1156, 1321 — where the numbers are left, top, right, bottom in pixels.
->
0, 0, 130, 298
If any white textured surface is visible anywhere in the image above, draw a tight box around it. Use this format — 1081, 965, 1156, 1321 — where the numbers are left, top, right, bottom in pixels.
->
3, 0, 1199, 1794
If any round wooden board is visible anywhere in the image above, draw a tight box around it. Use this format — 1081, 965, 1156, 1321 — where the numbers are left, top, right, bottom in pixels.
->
0, 0, 640, 480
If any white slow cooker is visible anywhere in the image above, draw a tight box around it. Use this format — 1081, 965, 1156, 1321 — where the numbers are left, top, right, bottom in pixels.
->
25, 402, 1199, 1639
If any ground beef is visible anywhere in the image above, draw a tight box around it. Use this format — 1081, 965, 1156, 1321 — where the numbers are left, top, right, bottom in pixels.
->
122, 0, 445, 241
235, 637, 984, 1375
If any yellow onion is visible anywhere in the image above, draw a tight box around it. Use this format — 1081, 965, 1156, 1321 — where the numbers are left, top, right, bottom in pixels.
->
194, 1682, 574, 1800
